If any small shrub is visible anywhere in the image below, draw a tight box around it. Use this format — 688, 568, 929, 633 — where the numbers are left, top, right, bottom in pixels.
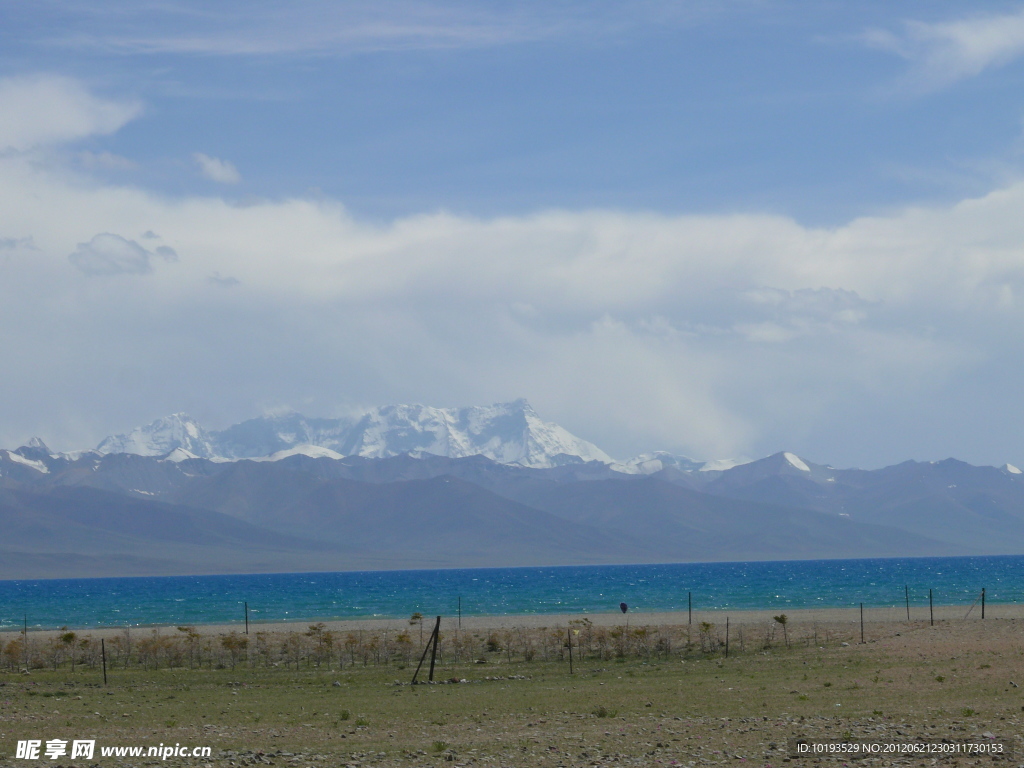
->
339, 709, 350, 721
432, 741, 450, 753
773, 615, 790, 647
593, 705, 617, 718
961, 707, 976, 717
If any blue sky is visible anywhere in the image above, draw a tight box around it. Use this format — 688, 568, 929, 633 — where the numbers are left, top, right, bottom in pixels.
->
6, 0, 1023, 220
4, 1, 1024, 468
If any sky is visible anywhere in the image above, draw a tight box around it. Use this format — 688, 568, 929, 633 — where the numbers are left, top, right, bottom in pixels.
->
4, 1, 1024, 468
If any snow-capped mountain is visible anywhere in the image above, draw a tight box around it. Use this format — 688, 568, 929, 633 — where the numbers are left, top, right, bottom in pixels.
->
336, 400, 612, 467
96, 413, 218, 458
211, 412, 354, 460
94, 399, 613, 469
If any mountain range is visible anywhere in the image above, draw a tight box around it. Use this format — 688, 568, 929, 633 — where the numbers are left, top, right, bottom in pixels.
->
2, 400, 1023, 578
93, 400, 617, 469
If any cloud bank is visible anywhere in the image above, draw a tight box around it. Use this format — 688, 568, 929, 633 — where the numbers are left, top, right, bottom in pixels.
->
3, 74, 1024, 469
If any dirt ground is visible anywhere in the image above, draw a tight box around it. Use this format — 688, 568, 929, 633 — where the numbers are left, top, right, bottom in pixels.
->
2, 611, 1023, 767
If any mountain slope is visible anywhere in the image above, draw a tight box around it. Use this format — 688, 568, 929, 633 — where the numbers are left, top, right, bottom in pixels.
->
508, 477, 961, 561
0, 483, 345, 578
4, 438, 1024, 578
692, 455, 1024, 552
166, 464, 651, 566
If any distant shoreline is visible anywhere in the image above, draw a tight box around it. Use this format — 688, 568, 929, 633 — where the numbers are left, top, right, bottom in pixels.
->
2, 556, 1014, 633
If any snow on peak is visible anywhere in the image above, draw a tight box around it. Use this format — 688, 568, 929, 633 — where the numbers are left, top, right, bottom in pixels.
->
97, 413, 217, 458
1004, 463, 1022, 475
340, 400, 612, 468
783, 452, 811, 472
3, 449, 49, 473
24, 437, 52, 454
615, 451, 706, 475
92, 400, 611, 469
162, 447, 200, 463
255, 444, 346, 462
700, 458, 750, 472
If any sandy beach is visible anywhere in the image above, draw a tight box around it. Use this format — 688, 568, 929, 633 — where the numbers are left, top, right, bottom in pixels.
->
2, 600, 1009, 641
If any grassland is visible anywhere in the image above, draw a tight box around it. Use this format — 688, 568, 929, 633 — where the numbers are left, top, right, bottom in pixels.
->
1, 616, 1022, 766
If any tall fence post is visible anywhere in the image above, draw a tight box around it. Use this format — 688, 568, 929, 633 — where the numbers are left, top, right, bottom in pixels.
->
929, 589, 934, 626
567, 628, 573, 674
860, 603, 864, 644
688, 592, 692, 625
411, 616, 442, 684
244, 602, 249, 635
725, 617, 729, 659
427, 616, 441, 682
982, 588, 985, 619
905, 585, 910, 621
101, 638, 108, 686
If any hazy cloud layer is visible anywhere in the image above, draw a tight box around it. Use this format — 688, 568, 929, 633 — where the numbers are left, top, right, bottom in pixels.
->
208, 271, 241, 287
67, 233, 174, 276
0, 236, 36, 251
77, 150, 138, 171
43, 0, 720, 57
866, 6, 1024, 91
2, 151, 1023, 464
3, 71, 1024, 469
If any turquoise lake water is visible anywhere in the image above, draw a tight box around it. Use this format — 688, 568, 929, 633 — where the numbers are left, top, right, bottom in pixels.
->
1, 556, 1021, 630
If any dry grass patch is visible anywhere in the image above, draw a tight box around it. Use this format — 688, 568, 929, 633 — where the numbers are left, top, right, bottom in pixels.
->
2, 618, 1022, 765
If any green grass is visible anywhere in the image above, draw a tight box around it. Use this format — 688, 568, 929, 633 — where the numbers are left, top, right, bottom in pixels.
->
1, 622, 1019, 764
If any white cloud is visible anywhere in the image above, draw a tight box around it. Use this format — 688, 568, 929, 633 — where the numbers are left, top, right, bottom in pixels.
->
866, 7, 1024, 91
193, 153, 241, 184
0, 74, 141, 151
